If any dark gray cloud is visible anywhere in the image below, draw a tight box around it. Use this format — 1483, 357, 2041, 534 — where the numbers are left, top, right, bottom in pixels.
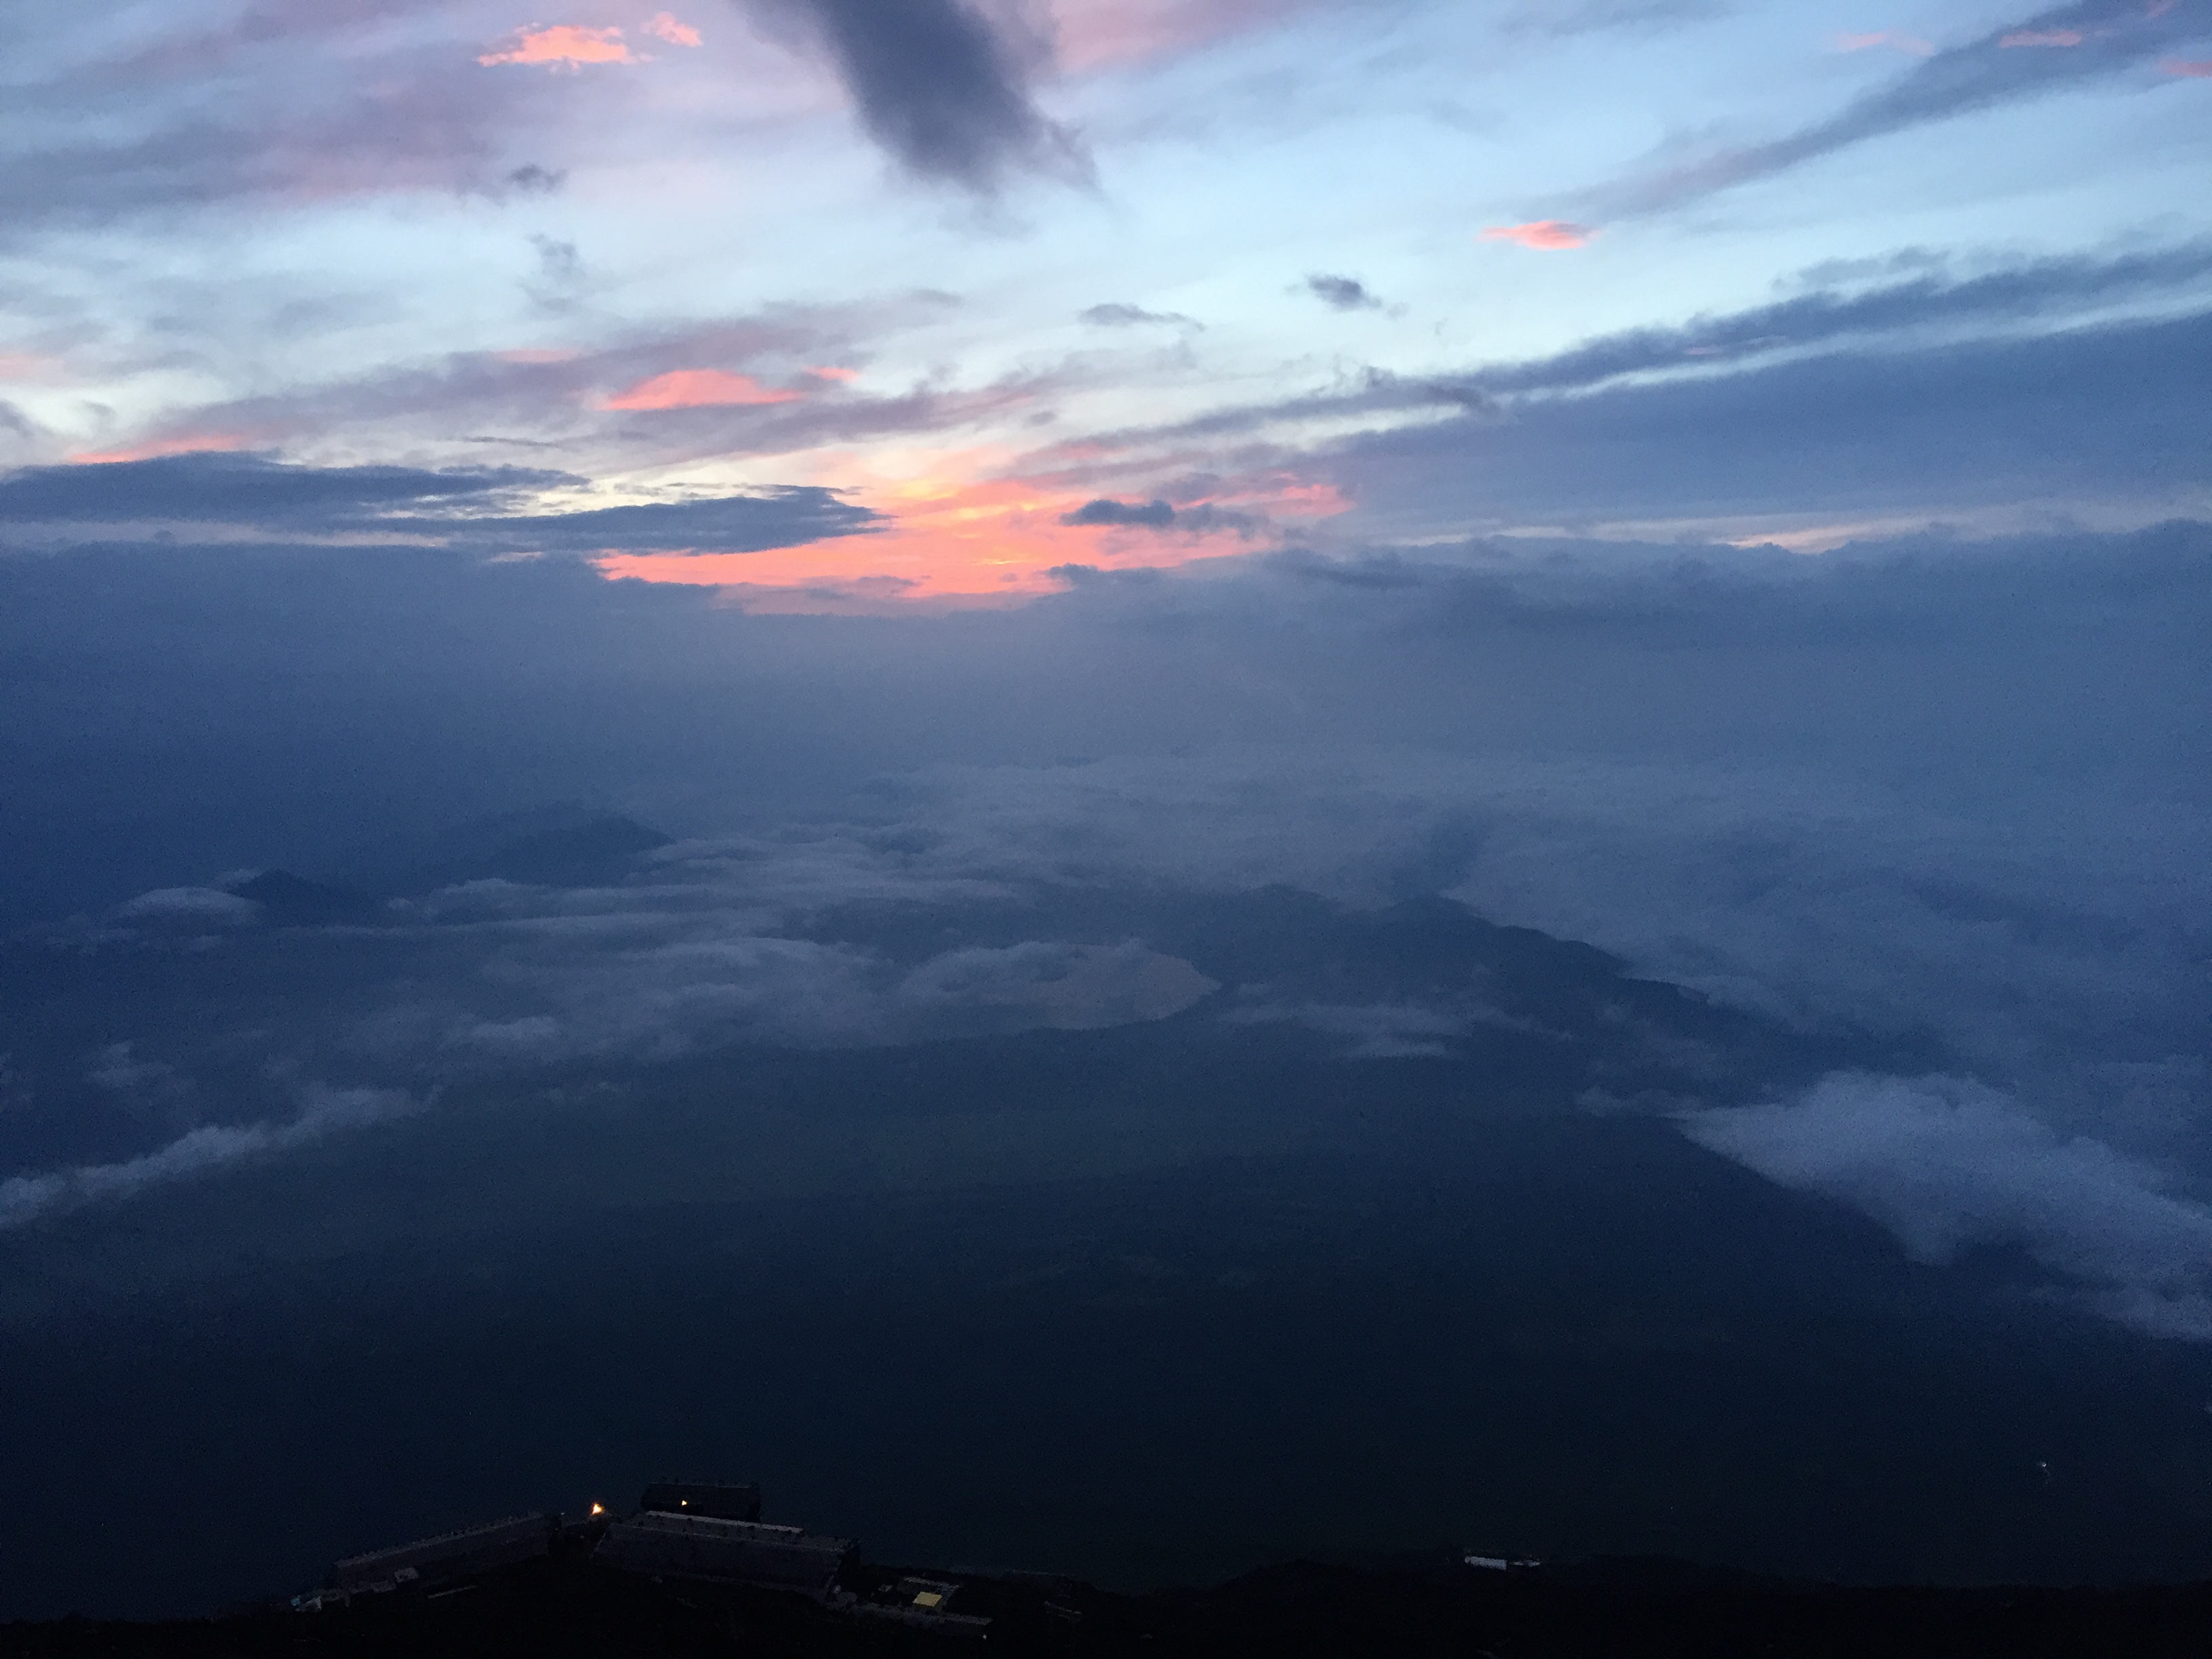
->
1059, 497, 1261, 534
0, 0, 1078, 233
762, 0, 1087, 189
1046, 250, 2212, 533
0, 452, 565, 525
1320, 306, 2212, 532
1080, 303, 1200, 328
1305, 273, 1382, 311
1061, 497, 1176, 528
0, 451, 880, 554
0, 35, 537, 231
1455, 243, 2212, 398
488, 490, 878, 554
1374, 243, 2208, 419
1585, 0, 2210, 218
525, 236, 588, 310
499, 164, 566, 198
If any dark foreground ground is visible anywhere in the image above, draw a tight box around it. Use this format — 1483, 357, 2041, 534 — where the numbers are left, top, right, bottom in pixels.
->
9, 1538, 2211, 1659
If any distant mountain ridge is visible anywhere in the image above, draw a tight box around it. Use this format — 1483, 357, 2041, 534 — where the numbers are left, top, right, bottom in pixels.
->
221, 869, 380, 926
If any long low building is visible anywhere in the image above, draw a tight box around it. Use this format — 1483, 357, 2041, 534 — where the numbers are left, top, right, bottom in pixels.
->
638, 1481, 762, 1522
331, 1513, 557, 1594
594, 1511, 853, 1597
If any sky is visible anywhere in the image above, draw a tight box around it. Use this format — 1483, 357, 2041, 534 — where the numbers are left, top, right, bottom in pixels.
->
1, 0, 2207, 601
3, 0, 2212, 1617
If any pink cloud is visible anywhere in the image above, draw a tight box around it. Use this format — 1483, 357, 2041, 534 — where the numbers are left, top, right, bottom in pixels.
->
1053, 0, 1317, 73
68, 433, 252, 465
2161, 56, 2212, 75
1999, 28, 2086, 46
805, 365, 861, 383
478, 25, 637, 70
1831, 30, 1935, 56
493, 347, 581, 364
598, 466, 1349, 607
642, 12, 701, 47
2148, 0, 2176, 15
1480, 220, 1596, 251
601, 369, 804, 410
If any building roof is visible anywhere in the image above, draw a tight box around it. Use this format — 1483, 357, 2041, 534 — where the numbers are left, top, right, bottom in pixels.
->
333, 1513, 550, 1574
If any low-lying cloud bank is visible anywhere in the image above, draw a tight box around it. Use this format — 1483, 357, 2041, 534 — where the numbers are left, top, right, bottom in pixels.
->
0, 1085, 422, 1231
0, 451, 875, 554
1686, 1074, 2212, 1340
390, 922, 1216, 1069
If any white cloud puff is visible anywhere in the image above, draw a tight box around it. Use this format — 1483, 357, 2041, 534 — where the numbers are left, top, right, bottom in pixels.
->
0, 1084, 419, 1230
1683, 1073, 2212, 1339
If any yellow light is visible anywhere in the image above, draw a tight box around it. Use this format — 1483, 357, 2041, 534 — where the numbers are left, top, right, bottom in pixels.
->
590, 1503, 605, 1516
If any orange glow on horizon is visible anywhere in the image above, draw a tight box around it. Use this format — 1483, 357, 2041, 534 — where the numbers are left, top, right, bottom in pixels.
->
602, 369, 806, 409
591, 472, 1351, 607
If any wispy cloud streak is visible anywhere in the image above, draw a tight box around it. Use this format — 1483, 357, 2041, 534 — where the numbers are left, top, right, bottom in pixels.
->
1583, 0, 2204, 218
478, 24, 638, 70
0, 1086, 422, 1230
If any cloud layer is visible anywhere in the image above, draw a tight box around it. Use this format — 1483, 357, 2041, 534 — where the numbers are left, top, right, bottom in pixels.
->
0, 1085, 420, 1231
3, 518, 2204, 1330
1686, 1074, 2212, 1338
0, 451, 878, 555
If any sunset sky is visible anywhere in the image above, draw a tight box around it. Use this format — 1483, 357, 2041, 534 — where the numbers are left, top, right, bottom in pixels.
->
9, 1, 2212, 1620
4, 0, 2207, 602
